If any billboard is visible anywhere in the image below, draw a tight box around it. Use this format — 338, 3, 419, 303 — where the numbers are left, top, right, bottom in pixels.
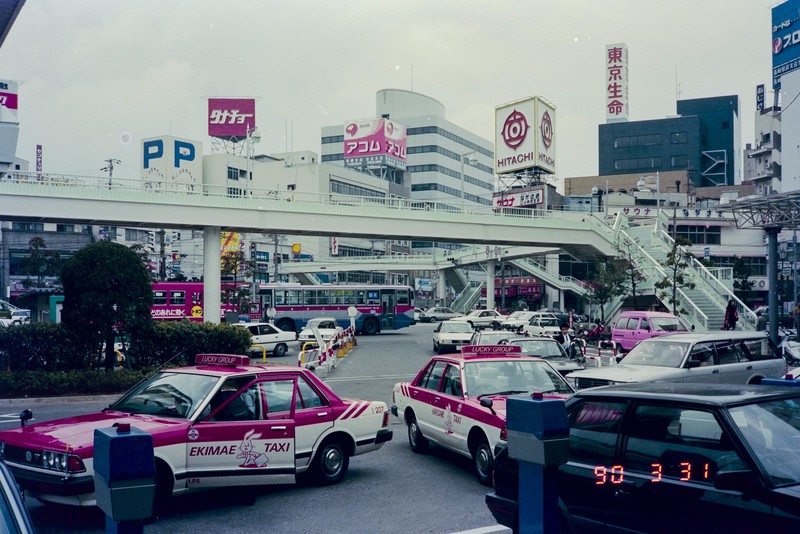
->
0, 79, 19, 123
208, 98, 256, 140
605, 43, 629, 122
491, 185, 547, 210
494, 96, 556, 175
343, 118, 407, 170
772, 0, 800, 89
141, 135, 203, 190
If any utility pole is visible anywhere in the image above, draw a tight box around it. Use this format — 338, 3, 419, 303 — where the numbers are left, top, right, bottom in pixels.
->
159, 229, 167, 281
100, 159, 121, 188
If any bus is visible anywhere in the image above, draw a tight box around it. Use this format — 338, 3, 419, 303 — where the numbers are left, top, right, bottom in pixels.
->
150, 282, 415, 335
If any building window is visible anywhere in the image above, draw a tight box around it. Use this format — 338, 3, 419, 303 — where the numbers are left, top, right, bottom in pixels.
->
321, 135, 344, 144
330, 179, 385, 198
670, 132, 688, 144
613, 134, 662, 148
56, 224, 75, 233
672, 225, 722, 245
670, 155, 688, 168
11, 222, 44, 231
613, 157, 661, 171
227, 166, 239, 181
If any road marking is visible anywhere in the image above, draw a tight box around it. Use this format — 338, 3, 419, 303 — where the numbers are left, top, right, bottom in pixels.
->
450, 526, 511, 534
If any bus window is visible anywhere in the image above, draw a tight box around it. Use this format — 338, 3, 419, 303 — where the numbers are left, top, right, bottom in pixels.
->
153, 291, 167, 306
366, 290, 380, 305
331, 289, 345, 305
287, 290, 302, 305
303, 290, 317, 306
356, 290, 366, 305
170, 291, 186, 306
275, 290, 286, 305
396, 289, 409, 305
343, 289, 356, 305
317, 290, 330, 305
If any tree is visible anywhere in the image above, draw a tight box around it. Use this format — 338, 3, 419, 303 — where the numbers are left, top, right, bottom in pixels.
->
61, 241, 154, 370
20, 237, 62, 288
221, 249, 255, 314
586, 262, 625, 323
654, 236, 697, 316
732, 256, 755, 300
616, 238, 646, 310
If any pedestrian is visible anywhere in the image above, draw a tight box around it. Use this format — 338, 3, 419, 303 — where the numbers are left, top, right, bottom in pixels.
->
755, 311, 767, 331
723, 299, 738, 330
793, 303, 800, 333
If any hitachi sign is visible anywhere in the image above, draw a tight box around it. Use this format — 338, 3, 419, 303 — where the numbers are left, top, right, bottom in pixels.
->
497, 152, 535, 168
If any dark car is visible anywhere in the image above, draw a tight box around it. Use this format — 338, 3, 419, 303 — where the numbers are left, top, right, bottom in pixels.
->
486, 383, 800, 533
0, 459, 34, 533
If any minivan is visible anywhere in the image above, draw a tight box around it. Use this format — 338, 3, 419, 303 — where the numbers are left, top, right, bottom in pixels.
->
611, 311, 688, 351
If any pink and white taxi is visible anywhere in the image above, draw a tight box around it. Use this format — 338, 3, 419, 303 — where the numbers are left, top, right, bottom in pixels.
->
391, 345, 574, 485
0, 354, 392, 507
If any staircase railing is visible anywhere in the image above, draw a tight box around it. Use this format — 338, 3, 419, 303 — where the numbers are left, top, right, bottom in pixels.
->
452, 283, 483, 314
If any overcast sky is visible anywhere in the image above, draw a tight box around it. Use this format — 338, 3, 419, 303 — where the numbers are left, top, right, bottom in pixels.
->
0, 0, 779, 187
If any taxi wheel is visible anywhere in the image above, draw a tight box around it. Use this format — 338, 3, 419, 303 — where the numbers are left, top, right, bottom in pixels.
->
311, 439, 350, 485
152, 461, 174, 517
274, 343, 288, 357
408, 414, 428, 453
472, 439, 493, 486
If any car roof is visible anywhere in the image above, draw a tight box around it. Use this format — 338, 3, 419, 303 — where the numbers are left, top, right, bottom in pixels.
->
638, 331, 768, 343
307, 317, 337, 324
572, 382, 800, 406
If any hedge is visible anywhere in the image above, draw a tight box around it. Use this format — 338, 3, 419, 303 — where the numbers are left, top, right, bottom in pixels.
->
0, 321, 254, 398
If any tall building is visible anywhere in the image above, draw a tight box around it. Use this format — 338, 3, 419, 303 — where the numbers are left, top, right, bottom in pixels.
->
599, 96, 741, 188
321, 89, 495, 231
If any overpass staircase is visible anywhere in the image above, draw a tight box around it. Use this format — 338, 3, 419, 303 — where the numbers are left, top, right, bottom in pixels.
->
444, 267, 470, 295
452, 283, 484, 314
509, 257, 592, 297
619, 216, 755, 332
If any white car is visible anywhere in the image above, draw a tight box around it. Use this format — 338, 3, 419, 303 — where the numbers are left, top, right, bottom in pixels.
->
432, 320, 475, 354
419, 307, 462, 323
566, 331, 788, 390
233, 322, 299, 357
451, 309, 506, 330
521, 314, 562, 337
298, 317, 344, 347
492, 310, 537, 330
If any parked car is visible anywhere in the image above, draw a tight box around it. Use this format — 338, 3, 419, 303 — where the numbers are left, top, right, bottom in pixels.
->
298, 317, 344, 347
233, 321, 299, 357
0, 460, 34, 534
486, 382, 800, 533
566, 331, 787, 390
521, 314, 562, 337
391, 345, 574, 484
505, 336, 585, 376
413, 307, 423, 324
611, 310, 688, 352
433, 320, 475, 354
418, 307, 462, 323
469, 330, 516, 346
492, 310, 537, 331
0, 353, 392, 508
451, 309, 507, 330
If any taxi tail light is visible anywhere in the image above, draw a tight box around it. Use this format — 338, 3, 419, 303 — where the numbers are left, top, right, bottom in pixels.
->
67, 455, 86, 473
382, 412, 390, 428
499, 425, 508, 441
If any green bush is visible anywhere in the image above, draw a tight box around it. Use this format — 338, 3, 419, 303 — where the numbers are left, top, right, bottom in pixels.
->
0, 368, 151, 398
0, 321, 253, 398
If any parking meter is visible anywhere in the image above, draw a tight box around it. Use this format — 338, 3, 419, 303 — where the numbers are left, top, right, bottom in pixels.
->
94, 423, 156, 529
507, 394, 570, 534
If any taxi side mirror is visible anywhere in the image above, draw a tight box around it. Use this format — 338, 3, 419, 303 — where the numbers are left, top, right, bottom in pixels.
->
714, 469, 755, 492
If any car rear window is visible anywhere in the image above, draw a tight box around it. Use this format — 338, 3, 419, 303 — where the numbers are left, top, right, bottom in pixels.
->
568, 400, 626, 464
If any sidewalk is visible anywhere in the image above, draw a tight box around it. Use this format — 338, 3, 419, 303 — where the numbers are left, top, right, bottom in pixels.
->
0, 394, 119, 407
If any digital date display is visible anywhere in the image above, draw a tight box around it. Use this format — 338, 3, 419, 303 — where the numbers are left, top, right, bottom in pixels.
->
594, 462, 713, 484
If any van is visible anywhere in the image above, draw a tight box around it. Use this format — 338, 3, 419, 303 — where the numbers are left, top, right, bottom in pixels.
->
611, 311, 688, 351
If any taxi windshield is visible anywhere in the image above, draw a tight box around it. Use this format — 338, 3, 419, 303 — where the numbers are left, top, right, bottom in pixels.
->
464, 359, 573, 397
621, 340, 691, 367
729, 398, 800, 487
509, 339, 568, 359
110, 372, 220, 419
440, 322, 473, 333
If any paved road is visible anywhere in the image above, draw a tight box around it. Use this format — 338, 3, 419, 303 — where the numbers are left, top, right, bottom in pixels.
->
5, 323, 511, 534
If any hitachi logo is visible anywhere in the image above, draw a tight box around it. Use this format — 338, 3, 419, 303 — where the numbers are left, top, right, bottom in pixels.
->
497, 152, 534, 168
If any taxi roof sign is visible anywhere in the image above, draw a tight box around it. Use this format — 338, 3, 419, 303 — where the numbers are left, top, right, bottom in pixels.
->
461, 345, 522, 355
195, 354, 250, 366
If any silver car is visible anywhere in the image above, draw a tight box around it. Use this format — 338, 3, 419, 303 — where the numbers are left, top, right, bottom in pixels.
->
566, 331, 787, 390
505, 336, 586, 376
419, 307, 461, 323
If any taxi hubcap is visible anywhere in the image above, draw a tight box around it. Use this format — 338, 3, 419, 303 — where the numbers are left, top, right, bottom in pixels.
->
323, 446, 343, 474
476, 446, 491, 474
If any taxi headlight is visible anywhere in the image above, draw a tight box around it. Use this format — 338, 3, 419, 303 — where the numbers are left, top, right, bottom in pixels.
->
42, 450, 69, 472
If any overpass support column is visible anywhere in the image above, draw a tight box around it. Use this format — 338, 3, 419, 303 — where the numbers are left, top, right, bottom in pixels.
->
438, 270, 446, 306
766, 226, 781, 346
486, 261, 496, 310
204, 226, 221, 324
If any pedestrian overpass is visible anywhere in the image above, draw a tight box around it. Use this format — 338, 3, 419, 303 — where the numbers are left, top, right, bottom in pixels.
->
0, 171, 751, 330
